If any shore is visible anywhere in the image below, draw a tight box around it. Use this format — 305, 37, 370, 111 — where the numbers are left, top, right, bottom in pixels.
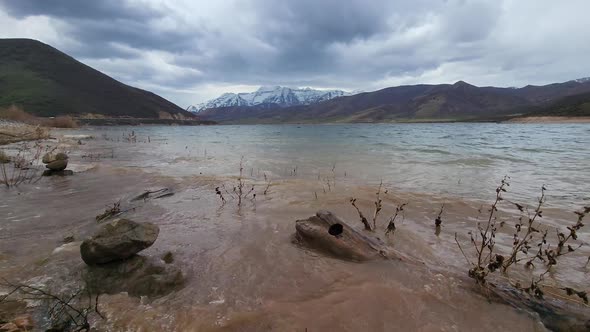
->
507, 116, 590, 123
1, 126, 589, 331
0, 120, 50, 145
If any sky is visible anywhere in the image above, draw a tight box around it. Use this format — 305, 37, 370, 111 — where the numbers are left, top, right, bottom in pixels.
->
1, 0, 590, 108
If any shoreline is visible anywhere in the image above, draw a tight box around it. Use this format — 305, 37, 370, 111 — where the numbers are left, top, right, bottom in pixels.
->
506, 116, 590, 123
199, 116, 590, 125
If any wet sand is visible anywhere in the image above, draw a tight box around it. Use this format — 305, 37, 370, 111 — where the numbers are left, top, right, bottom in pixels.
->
1, 129, 588, 331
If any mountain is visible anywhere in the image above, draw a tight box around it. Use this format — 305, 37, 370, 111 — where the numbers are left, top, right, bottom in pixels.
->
0, 38, 195, 119
199, 79, 590, 123
189, 86, 351, 112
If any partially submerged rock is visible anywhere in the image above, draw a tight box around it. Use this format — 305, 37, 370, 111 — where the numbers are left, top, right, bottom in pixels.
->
46, 159, 68, 171
42, 152, 71, 176
295, 210, 397, 261
80, 219, 159, 265
42, 152, 68, 164
85, 255, 184, 297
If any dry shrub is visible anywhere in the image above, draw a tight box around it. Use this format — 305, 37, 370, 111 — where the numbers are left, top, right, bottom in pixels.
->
0, 105, 39, 124
0, 105, 78, 128
45, 116, 78, 128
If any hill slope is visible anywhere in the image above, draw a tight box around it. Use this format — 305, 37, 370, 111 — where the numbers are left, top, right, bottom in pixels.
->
522, 91, 590, 117
200, 79, 590, 123
0, 38, 194, 119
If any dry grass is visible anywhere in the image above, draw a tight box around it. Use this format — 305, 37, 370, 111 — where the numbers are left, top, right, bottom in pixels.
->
0, 105, 40, 124
45, 116, 78, 128
0, 105, 78, 128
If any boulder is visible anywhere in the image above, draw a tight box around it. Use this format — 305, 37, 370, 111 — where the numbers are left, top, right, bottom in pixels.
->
42, 152, 68, 164
85, 255, 184, 297
46, 159, 68, 171
295, 211, 401, 262
80, 219, 159, 265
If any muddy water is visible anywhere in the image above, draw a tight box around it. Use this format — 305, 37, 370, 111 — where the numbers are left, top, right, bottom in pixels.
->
1, 124, 589, 331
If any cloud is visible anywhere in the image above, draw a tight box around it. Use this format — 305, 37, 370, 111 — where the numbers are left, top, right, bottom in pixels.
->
1, 0, 590, 107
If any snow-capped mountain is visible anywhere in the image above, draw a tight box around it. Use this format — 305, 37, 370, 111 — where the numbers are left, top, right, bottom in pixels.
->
188, 86, 352, 113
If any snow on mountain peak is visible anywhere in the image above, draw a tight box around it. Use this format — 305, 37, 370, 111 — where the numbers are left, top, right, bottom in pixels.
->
189, 86, 354, 113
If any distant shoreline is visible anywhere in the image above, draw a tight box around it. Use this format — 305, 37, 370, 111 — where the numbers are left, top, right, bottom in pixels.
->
204, 116, 590, 125
76, 118, 217, 126
506, 116, 590, 124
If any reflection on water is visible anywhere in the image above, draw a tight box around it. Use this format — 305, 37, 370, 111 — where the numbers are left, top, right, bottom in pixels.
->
1, 123, 589, 331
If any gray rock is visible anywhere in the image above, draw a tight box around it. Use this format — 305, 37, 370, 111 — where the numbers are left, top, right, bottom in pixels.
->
42, 152, 68, 164
85, 255, 184, 297
46, 159, 68, 171
80, 219, 159, 265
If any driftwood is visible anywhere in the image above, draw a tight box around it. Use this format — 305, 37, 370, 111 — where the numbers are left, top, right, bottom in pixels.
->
131, 188, 174, 201
485, 282, 590, 332
294, 210, 401, 261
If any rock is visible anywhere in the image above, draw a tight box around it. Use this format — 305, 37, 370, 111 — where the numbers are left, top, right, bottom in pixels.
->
63, 235, 75, 243
85, 255, 184, 297
42, 152, 68, 164
162, 251, 174, 264
46, 159, 68, 171
80, 219, 159, 265
295, 211, 399, 262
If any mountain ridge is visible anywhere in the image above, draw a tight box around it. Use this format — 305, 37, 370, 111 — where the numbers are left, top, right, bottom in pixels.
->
189, 86, 352, 112
199, 79, 590, 123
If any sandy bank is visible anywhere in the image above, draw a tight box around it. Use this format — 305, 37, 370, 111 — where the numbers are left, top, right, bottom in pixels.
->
507, 116, 590, 123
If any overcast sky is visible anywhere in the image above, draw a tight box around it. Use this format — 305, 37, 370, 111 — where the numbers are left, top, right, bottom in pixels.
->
1, 0, 589, 107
